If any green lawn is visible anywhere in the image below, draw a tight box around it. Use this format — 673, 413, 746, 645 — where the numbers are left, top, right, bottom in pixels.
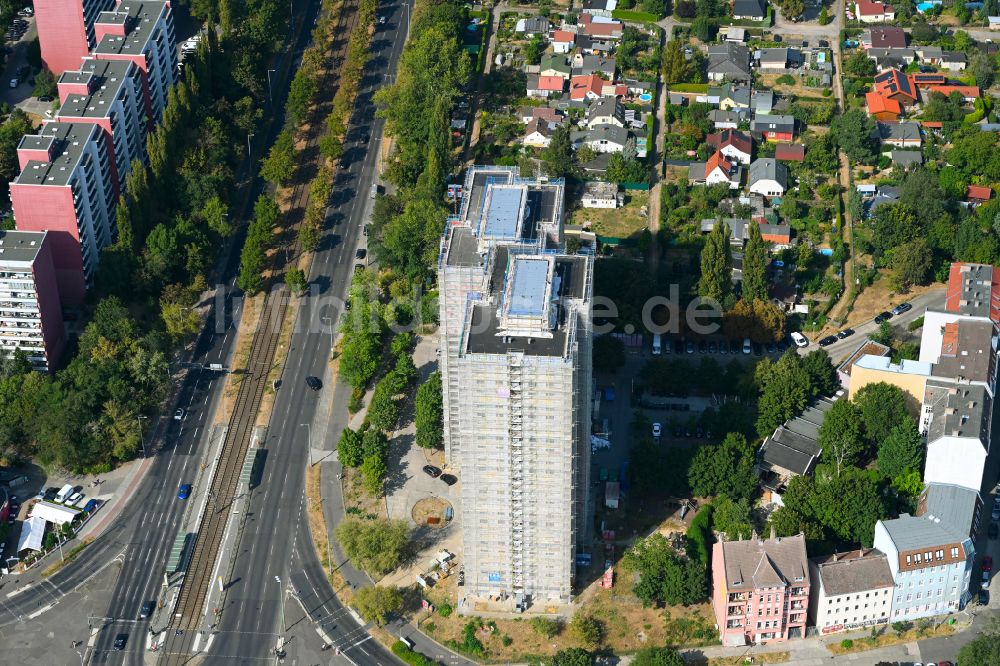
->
569, 190, 650, 240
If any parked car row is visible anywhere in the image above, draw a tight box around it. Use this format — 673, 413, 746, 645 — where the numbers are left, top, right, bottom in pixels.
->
6, 15, 28, 42
656, 335, 791, 357
421, 465, 457, 486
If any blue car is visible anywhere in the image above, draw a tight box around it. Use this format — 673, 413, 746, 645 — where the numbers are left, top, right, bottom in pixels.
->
178, 484, 192, 500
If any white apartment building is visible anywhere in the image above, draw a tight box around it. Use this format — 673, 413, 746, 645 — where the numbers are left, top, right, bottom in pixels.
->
0, 231, 66, 371
56, 58, 148, 188
808, 548, 895, 635
438, 168, 592, 604
92, 0, 178, 121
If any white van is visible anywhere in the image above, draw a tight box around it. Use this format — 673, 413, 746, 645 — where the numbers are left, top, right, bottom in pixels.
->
56, 484, 74, 503
370, 183, 379, 199
399, 636, 415, 650
652, 333, 662, 355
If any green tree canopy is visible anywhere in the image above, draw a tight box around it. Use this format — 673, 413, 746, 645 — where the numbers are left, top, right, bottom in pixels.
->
335, 517, 410, 577
711, 495, 754, 540
830, 109, 877, 163
698, 219, 732, 303
631, 646, 685, 666
687, 432, 758, 503
415, 371, 443, 449
622, 533, 707, 606
818, 398, 865, 475
876, 420, 923, 480
353, 585, 404, 626
854, 382, 911, 445
741, 222, 768, 303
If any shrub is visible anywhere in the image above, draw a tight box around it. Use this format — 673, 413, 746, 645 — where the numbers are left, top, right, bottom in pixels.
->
531, 616, 563, 638
438, 603, 453, 617
841, 639, 854, 649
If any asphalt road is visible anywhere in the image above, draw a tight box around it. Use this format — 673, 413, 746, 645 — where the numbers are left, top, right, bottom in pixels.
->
201, 1, 412, 663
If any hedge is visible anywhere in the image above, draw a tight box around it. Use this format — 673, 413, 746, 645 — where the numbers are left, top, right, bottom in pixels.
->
392, 641, 442, 666
611, 8, 661, 22
670, 83, 709, 93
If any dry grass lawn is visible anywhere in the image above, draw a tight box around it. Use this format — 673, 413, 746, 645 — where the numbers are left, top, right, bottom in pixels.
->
826, 621, 956, 655
757, 73, 830, 101
827, 270, 946, 331
704, 652, 790, 665
568, 190, 651, 240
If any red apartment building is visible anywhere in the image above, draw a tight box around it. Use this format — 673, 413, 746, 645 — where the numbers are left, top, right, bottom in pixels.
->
0, 231, 66, 371
35, 0, 116, 75
713, 532, 811, 646
10, 122, 116, 304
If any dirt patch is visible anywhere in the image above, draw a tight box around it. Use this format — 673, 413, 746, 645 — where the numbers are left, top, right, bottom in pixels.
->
825, 621, 957, 655
705, 652, 790, 665
757, 72, 832, 100
411, 496, 452, 528
568, 190, 650, 240
823, 271, 945, 332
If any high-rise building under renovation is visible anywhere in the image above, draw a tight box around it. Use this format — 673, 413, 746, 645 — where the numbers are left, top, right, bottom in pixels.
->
437, 167, 593, 604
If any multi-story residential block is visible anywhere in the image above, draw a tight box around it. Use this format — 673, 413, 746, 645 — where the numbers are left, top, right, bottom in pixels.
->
35, 0, 116, 75
808, 548, 895, 635
92, 0, 178, 121
920, 381, 992, 493
712, 532, 810, 646
0, 231, 66, 371
9, 122, 116, 304
873, 501, 976, 622
437, 167, 592, 604
945, 262, 1000, 325
56, 58, 148, 188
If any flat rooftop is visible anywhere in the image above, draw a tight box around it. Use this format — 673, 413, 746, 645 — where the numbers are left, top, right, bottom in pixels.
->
0, 230, 47, 265
58, 59, 136, 120
924, 379, 990, 444
482, 186, 526, 240
505, 256, 550, 317
94, 1, 171, 57
14, 123, 101, 188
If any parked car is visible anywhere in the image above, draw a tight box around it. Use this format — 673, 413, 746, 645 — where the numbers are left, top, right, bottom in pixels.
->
874, 311, 893, 324
177, 483, 192, 500
819, 335, 838, 347
305, 375, 322, 390
652, 422, 662, 438
355, 248, 367, 261
37, 95, 52, 102
697, 340, 707, 354
8, 78, 17, 88
790, 331, 808, 348
742, 338, 752, 354
753, 343, 763, 356
891, 302, 912, 315
440, 474, 457, 486
837, 328, 855, 339
422, 465, 442, 478
983, 555, 993, 572
685, 340, 695, 354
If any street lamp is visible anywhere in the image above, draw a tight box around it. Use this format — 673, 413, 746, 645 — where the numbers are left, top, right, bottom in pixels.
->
137, 415, 149, 458
247, 133, 254, 159
274, 575, 286, 660
266, 69, 276, 101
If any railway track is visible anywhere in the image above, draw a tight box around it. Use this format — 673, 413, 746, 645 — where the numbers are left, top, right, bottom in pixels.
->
158, 0, 361, 662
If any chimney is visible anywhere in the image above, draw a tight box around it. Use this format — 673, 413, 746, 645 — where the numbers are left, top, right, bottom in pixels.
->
770, 524, 776, 540
832, 552, 838, 562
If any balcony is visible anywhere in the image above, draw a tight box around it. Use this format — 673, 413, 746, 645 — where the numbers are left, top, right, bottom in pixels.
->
728, 593, 748, 602
727, 606, 745, 618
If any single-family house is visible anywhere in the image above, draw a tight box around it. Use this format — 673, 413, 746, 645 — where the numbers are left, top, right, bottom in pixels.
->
708, 43, 752, 83
866, 91, 902, 121
576, 34, 614, 55
707, 129, 753, 165
689, 149, 743, 189
868, 48, 916, 70
515, 16, 551, 35
775, 143, 804, 162
751, 90, 774, 114
941, 51, 968, 71
709, 109, 745, 129
707, 83, 752, 109
915, 45, 943, 64
758, 47, 792, 70
539, 53, 572, 79
581, 181, 620, 208
550, 30, 577, 54
751, 114, 796, 142
855, 0, 895, 22
862, 26, 908, 49
990, 15, 1000, 29
578, 13, 624, 40
700, 218, 792, 245
573, 123, 629, 153
523, 118, 555, 148
517, 106, 565, 126
877, 121, 921, 148
748, 158, 788, 197
585, 97, 625, 129
890, 150, 923, 168
526, 74, 567, 98
873, 69, 919, 106
571, 53, 617, 79
582, 0, 618, 17
623, 108, 646, 129
569, 74, 605, 101
733, 0, 768, 20
967, 185, 993, 206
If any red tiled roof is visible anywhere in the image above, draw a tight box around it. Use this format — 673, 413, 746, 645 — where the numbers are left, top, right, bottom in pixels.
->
857, 0, 892, 15
705, 149, 734, 179
926, 84, 980, 99
873, 69, 917, 103
570, 74, 604, 100
552, 29, 576, 43
537, 75, 566, 91
866, 91, 901, 116
707, 129, 752, 155
866, 27, 907, 49
968, 185, 993, 201
921, 121, 943, 128
775, 143, 805, 161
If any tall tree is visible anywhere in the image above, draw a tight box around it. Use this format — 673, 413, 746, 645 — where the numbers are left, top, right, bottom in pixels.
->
698, 220, 732, 303
830, 109, 877, 163
711, 495, 754, 540
542, 124, 577, 179
741, 222, 768, 303
687, 432, 758, 502
877, 420, 924, 480
818, 399, 865, 475
892, 238, 933, 289
662, 39, 687, 85
415, 371, 443, 449
854, 382, 911, 445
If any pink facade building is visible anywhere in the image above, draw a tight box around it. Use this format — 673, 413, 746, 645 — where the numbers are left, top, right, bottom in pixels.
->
0, 231, 66, 371
10, 123, 116, 304
712, 532, 811, 647
35, 0, 116, 75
